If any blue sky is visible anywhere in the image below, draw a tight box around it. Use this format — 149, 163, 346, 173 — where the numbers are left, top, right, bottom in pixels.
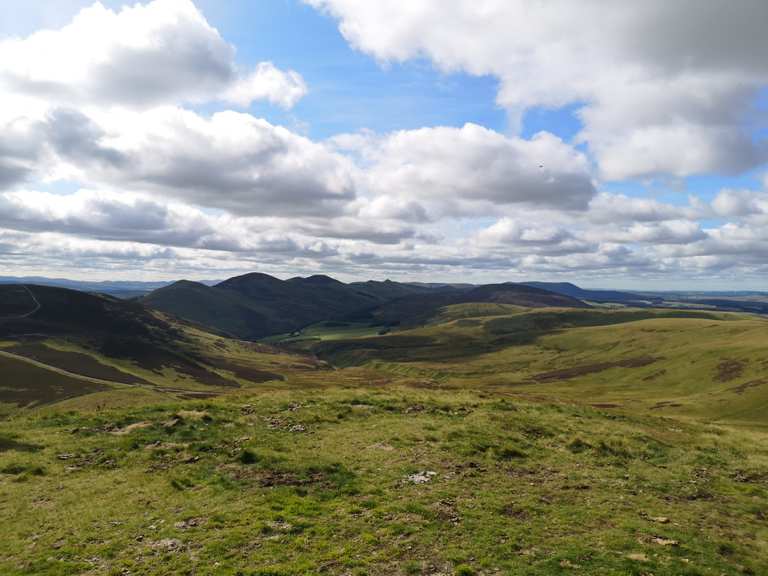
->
0, 0, 766, 288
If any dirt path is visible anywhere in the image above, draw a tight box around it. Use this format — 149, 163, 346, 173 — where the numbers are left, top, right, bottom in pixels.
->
19, 285, 41, 318
0, 349, 121, 387
0, 284, 41, 321
0, 349, 218, 400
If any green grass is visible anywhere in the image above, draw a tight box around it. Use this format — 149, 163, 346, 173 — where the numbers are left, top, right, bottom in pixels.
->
263, 321, 387, 345
1, 388, 767, 575
2, 304, 768, 574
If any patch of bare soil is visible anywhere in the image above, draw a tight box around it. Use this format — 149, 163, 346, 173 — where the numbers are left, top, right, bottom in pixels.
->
531, 356, 659, 382
727, 379, 766, 394
715, 359, 746, 382
207, 358, 284, 383
650, 401, 684, 410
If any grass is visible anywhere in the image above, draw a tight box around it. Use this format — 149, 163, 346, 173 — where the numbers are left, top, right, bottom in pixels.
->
263, 321, 387, 345
2, 303, 768, 574
1, 388, 767, 575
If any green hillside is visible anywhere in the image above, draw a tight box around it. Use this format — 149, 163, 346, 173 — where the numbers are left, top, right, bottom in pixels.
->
0, 285, 317, 410
2, 290, 768, 574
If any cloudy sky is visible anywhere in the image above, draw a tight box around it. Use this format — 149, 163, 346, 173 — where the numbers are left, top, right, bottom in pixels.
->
1, 0, 767, 288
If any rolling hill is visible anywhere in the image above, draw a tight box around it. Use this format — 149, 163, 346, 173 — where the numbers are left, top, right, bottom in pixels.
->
2, 291, 768, 574
0, 284, 315, 408
142, 273, 461, 339
367, 282, 589, 327
522, 281, 654, 304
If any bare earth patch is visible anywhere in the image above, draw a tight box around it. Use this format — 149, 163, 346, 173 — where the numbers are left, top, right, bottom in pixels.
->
531, 356, 659, 382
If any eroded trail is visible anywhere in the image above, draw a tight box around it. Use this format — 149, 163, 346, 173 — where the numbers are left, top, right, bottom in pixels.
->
0, 284, 41, 321
0, 349, 218, 400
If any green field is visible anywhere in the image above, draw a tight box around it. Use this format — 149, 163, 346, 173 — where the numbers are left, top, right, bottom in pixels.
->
1, 303, 767, 574
263, 321, 388, 345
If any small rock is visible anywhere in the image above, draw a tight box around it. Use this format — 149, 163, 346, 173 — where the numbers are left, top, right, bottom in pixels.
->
148, 538, 182, 552
627, 553, 649, 562
289, 424, 306, 433
163, 417, 182, 429
651, 537, 679, 547
650, 516, 670, 524
407, 471, 437, 484
174, 518, 203, 530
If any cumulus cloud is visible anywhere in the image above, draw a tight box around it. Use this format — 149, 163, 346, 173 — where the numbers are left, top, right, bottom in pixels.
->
712, 189, 768, 218
0, 0, 306, 109
355, 124, 596, 216
308, 0, 768, 179
223, 62, 308, 109
33, 108, 358, 217
1, 0, 767, 285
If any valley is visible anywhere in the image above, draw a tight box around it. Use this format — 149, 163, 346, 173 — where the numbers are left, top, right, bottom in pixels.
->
0, 277, 767, 575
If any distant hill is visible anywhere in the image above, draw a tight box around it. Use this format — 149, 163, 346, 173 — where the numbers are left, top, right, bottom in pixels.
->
143, 273, 418, 339
0, 284, 300, 406
521, 281, 652, 304
0, 276, 183, 298
143, 274, 591, 339
348, 279, 438, 300
370, 282, 589, 327
0, 284, 232, 377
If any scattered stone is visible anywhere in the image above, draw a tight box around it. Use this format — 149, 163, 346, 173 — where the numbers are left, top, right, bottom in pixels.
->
174, 517, 203, 530
163, 417, 182, 429
57, 453, 75, 460
650, 516, 670, 524
627, 553, 649, 562
148, 538, 183, 552
405, 404, 425, 414
110, 422, 152, 435
289, 424, 306, 433
266, 519, 294, 533
651, 537, 679, 547
264, 416, 286, 430
407, 471, 437, 484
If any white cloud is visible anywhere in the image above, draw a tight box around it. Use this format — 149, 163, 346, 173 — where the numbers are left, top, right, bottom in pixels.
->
712, 189, 768, 218
26, 107, 358, 217
355, 124, 596, 216
0, 0, 306, 109
223, 62, 307, 109
308, 0, 768, 179
1, 0, 768, 286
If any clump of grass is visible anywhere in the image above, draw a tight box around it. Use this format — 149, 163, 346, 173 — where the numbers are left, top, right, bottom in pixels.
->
496, 444, 527, 460
596, 439, 632, 460
1, 463, 45, 476
239, 449, 259, 465
567, 437, 591, 453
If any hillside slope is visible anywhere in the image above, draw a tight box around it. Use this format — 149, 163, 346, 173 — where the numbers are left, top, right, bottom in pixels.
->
369, 282, 588, 327
0, 285, 311, 408
143, 273, 454, 339
305, 304, 768, 425
522, 281, 652, 304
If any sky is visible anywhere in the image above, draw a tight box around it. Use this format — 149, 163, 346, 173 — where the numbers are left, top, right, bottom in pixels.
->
0, 0, 767, 289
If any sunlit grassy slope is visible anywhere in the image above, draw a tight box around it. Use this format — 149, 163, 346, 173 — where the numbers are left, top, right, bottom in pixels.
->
1, 303, 767, 575
307, 306, 768, 426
